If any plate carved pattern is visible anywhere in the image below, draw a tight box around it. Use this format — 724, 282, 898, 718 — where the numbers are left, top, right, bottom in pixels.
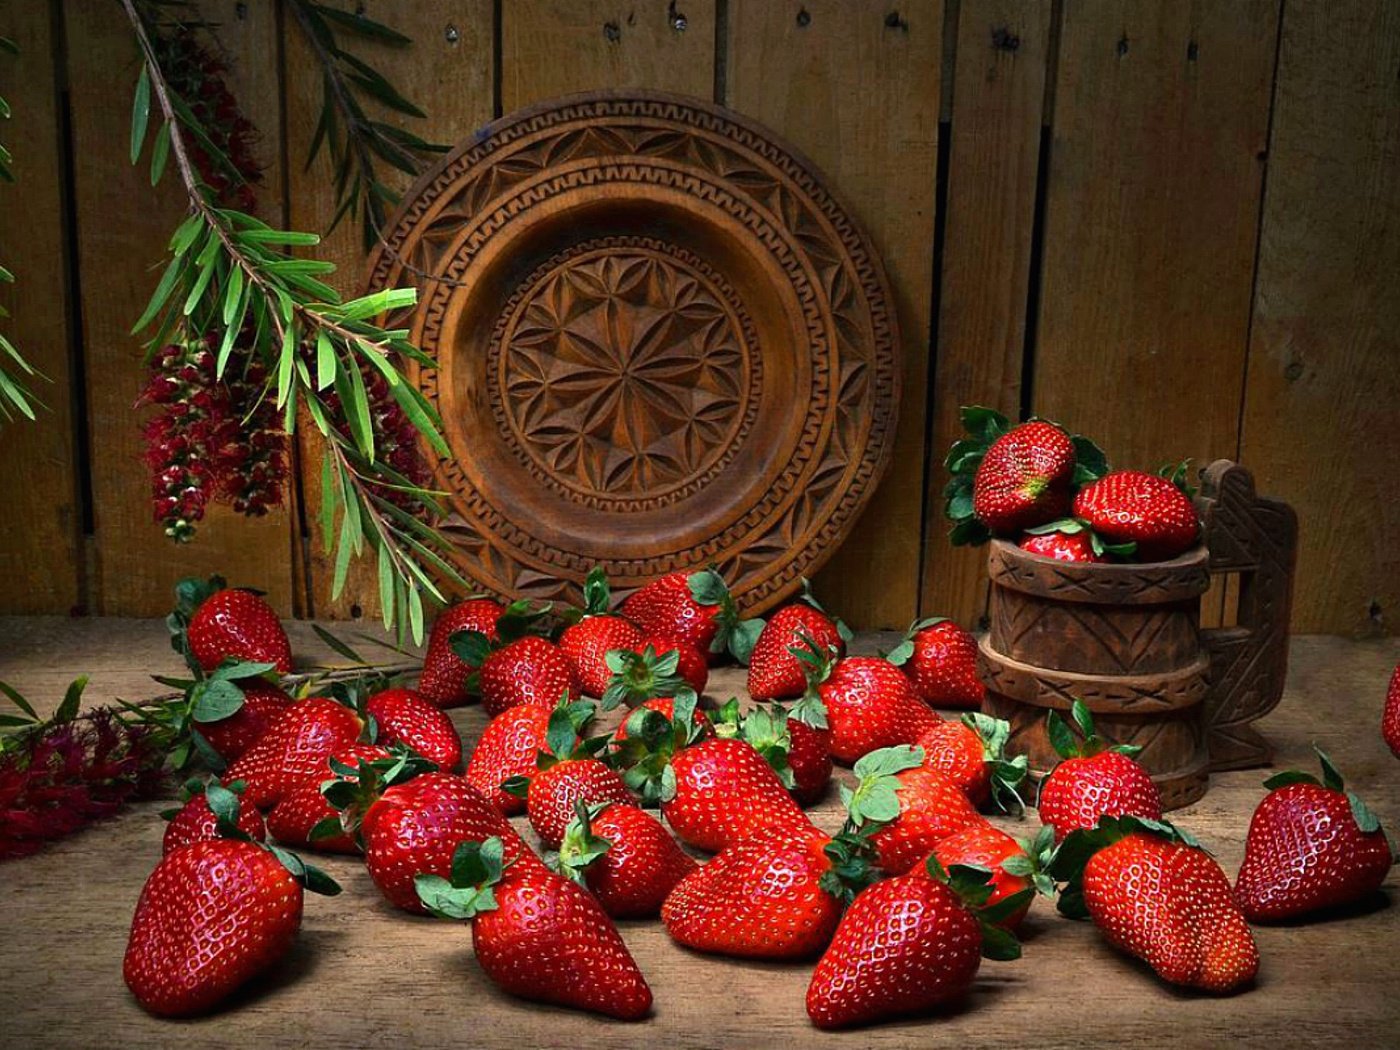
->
365, 94, 900, 609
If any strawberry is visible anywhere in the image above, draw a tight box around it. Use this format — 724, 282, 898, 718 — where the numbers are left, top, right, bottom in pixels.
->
170, 575, 293, 675
1037, 699, 1162, 843
417, 838, 652, 1020
364, 686, 462, 770
929, 823, 1056, 931
1383, 662, 1400, 758
478, 636, 578, 718
620, 568, 741, 661
527, 758, 632, 851
558, 568, 646, 697
797, 646, 940, 765
1054, 817, 1258, 993
1019, 517, 1131, 562
645, 634, 709, 695
609, 695, 710, 751
743, 581, 849, 701
1235, 749, 1393, 922
223, 696, 363, 809
188, 679, 292, 765
124, 831, 338, 1016
806, 859, 1026, 1028
711, 698, 833, 806
843, 745, 985, 874
417, 597, 505, 707
886, 618, 985, 710
162, 779, 265, 855
1072, 469, 1200, 562
915, 714, 1027, 811
264, 743, 393, 853
662, 821, 871, 959
599, 642, 701, 713
558, 801, 697, 918
465, 704, 556, 816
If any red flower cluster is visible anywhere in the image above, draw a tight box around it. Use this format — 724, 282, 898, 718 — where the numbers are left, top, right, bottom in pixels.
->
154, 30, 261, 209
0, 709, 166, 861
139, 336, 289, 542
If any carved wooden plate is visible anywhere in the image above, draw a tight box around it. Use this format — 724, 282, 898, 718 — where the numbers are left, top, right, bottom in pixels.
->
367, 91, 900, 611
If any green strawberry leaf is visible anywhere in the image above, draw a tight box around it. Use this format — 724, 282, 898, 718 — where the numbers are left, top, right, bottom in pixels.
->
960, 405, 1010, 443
729, 618, 764, 666
1262, 770, 1319, 790
208, 660, 277, 682
1024, 517, 1083, 536
192, 679, 246, 723
1347, 791, 1382, 834
309, 816, 345, 842
581, 566, 611, 616
203, 781, 242, 829
948, 517, 991, 547
946, 489, 974, 521
687, 568, 730, 608
1070, 435, 1109, 482
500, 775, 530, 799
1315, 746, 1346, 792
1046, 710, 1078, 761
978, 921, 1023, 961
415, 874, 494, 919
449, 629, 494, 668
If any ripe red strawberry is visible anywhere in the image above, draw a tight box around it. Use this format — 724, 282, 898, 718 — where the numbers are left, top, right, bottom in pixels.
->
799, 649, 940, 765
887, 618, 985, 710
969, 418, 1076, 534
806, 860, 1025, 1029
358, 771, 546, 913
1073, 469, 1200, 562
196, 680, 293, 764
418, 597, 505, 707
1235, 750, 1393, 922
929, 823, 1056, 931
264, 743, 391, 853
609, 695, 711, 752
364, 686, 462, 770
162, 780, 265, 855
620, 568, 741, 661
663, 821, 867, 959
124, 837, 338, 1017
223, 696, 363, 809
711, 698, 833, 806
465, 705, 553, 816
172, 576, 293, 675
599, 641, 702, 713
528, 758, 632, 850
559, 616, 646, 698
1019, 528, 1103, 562
1037, 700, 1162, 843
663, 737, 810, 852
915, 714, 1027, 810
558, 801, 697, 918
645, 634, 709, 694
1383, 662, 1400, 758
744, 583, 849, 701
1056, 818, 1258, 993
478, 636, 578, 718
844, 745, 985, 874
417, 838, 652, 1020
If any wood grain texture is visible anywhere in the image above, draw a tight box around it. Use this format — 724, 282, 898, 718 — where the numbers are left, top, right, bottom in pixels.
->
920, 0, 1053, 628
727, 0, 942, 629
0, 616, 1397, 1047
501, 0, 715, 109
0, 1, 83, 613
1032, 0, 1279, 474
1238, 0, 1400, 636
62, 0, 295, 615
284, 0, 495, 620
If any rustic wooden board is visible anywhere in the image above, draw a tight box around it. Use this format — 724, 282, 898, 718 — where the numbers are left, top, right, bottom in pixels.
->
920, 0, 1053, 629
61, 0, 295, 616
284, 0, 495, 620
727, 0, 942, 629
0, 2, 84, 614
501, 0, 716, 108
0, 617, 1397, 1047
1031, 0, 1279, 478
1238, 0, 1400, 636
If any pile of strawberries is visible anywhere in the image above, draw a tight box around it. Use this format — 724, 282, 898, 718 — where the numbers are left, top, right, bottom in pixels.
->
117, 565, 1398, 1027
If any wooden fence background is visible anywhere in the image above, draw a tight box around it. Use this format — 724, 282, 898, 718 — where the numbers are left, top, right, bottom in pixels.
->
0, 0, 1395, 635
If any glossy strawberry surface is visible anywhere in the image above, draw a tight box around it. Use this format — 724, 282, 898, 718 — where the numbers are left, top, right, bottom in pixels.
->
417, 598, 505, 707
662, 737, 809, 852
559, 615, 646, 698
1019, 529, 1103, 563
620, 571, 720, 657
478, 636, 578, 718
748, 604, 845, 701
915, 719, 989, 805
162, 792, 266, 855
820, 657, 941, 764
1073, 470, 1199, 562
570, 803, 696, 919
1039, 750, 1162, 844
465, 706, 552, 816
197, 680, 293, 765
223, 697, 362, 810
186, 588, 293, 674
265, 743, 391, 853
1384, 662, 1400, 759
929, 823, 1033, 929
972, 420, 1075, 534
901, 620, 984, 710
870, 767, 984, 874
527, 759, 633, 849
365, 687, 462, 770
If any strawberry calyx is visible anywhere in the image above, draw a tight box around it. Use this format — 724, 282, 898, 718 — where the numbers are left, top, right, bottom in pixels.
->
1158, 458, 1198, 497
711, 699, 797, 790
159, 775, 250, 821
687, 567, 745, 660
557, 565, 615, 627
1046, 698, 1142, 761
499, 694, 600, 801
924, 855, 1031, 961
1022, 517, 1138, 559
789, 627, 838, 721
600, 644, 698, 712
136, 656, 281, 773
612, 693, 703, 804
555, 800, 616, 884
1048, 814, 1202, 919
999, 824, 1060, 900
840, 745, 926, 831
963, 713, 1029, 814
316, 745, 438, 841
448, 598, 554, 691
166, 574, 227, 672
818, 825, 881, 905
415, 836, 512, 920
1264, 746, 1389, 842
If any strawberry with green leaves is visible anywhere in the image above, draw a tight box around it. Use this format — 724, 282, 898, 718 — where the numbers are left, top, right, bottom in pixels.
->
1234, 749, 1393, 922
1037, 700, 1162, 843
557, 800, 697, 919
886, 617, 984, 710
711, 697, 832, 806
609, 695, 711, 752
137, 659, 291, 770
842, 745, 985, 874
264, 743, 397, 853
805, 858, 1029, 1029
223, 695, 363, 809
1072, 468, 1200, 562
643, 634, 709, 695
558, 568, 647, 697
416, 838, 653, 1020
1019, 517, 1132, 562
518, 702, 632, 849
743, 579, 850, 700
168, 575, 293, 675
124, 806, 338, 1017
620, 567, 743, 662
162, 779, 266, 855
598, 643, 701, 713
363, 686, 462, 771
915, 714, 1027, 811
1382, 662, 1400, 758
1053, 817, 1258, 993
930, 823, 1056, 931
417, 597, 506, 707
796, 642, 940, 765
465, 699, 589, 816
448, 599, 566, 718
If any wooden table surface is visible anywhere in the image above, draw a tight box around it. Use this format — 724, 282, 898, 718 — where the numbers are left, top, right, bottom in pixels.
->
1, 617, 1397, 1049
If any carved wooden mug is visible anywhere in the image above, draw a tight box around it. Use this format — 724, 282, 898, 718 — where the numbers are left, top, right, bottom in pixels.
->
978, 461, 1298, 809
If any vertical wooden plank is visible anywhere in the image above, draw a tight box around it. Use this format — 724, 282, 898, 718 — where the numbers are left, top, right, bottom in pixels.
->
0, 2, 83, 613
502, 0, 715, 108
920, 0, 1052, 626
1239, 0, 1399, 636
728, 0, 941, 629
64, 0, 295, 615
1032, 1, 1279, 475
286, 1, 495, 619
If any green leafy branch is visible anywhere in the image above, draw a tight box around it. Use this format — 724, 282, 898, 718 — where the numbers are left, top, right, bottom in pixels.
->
0, 35, 44, 424
121, 0, 464, 642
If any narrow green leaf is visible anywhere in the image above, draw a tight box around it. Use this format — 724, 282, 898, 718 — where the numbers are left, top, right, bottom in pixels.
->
129, 65, 150, 164
378, 541, 395, 630
222, 264, 245, 326
131, 252, 188, 333
149, 122, 170, 185
277, 318, 297, 407
316, 331, 336, 390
